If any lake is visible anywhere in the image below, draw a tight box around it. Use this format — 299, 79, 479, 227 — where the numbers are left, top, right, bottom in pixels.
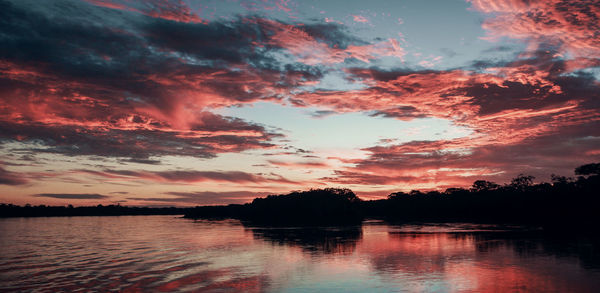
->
1, 216, 599, 292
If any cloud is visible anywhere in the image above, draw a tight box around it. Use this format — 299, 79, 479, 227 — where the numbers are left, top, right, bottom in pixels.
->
324, 122, 600, 189
0, 2, 329, 156
469, 0, 600, 58
3, 2, 396, 162
352, 15, 369, 23
78, 169, 298, 185
128, 190, 271, 205
267, 160, 330, 169
260, 18, 404, 64
85, 0, 206, 23
33, 193, 109, 199
0, 166, 28, 185
121, 158, 163, 165
310, 110, 337, 118
1, 0, 599, 195
300, 53, 598, 132
0, 114, 280, 159
295, 53, 600, 188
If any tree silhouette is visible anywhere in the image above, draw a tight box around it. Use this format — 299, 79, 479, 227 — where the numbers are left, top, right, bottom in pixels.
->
575, 163, 600, 176
471, 180, 500, 192
509, 174, 535, 191
550, 174, 574, 185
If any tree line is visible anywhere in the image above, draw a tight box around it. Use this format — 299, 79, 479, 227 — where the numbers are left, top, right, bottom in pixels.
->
185, 162, 600, 229
0, 204, 191, 217
3, 162, 599, 230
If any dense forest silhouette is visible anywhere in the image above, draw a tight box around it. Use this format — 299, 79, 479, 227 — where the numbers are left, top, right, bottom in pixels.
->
0, 204, 190, 217
185, 162, 600, 229
3, 162, 600, 230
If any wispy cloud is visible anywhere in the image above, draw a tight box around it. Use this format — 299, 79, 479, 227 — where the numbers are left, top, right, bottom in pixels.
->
128, 191, 271, 205
33, 193, 109, 199
0, 167, 28, 185
78, 169, 298, 185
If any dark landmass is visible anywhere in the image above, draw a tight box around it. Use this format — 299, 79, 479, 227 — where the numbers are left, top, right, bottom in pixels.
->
186, 188, 363, 226
0, 204, 191, 217
185, 162, 600, 230
2, 163, 599, 231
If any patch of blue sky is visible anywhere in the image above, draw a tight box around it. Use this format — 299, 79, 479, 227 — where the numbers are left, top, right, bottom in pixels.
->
190, 0, 523, 71
562, 67, 600, 82
293, 0, 519, 70
188, 0, 529, 73
214, 102, 472, 151
301, 71, 368, 92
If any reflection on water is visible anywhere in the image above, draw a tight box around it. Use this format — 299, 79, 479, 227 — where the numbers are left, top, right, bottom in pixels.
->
1, 217, 599, 292
250, 226, 362, 255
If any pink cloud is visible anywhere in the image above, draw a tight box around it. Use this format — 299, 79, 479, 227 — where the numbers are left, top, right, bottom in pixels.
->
352, 15, 369, 23
2, 2, 599, 198
470, 0, 600, 58
267, 160, 330, 169
291, 56, 600, 189
85, 0, 206, 23
260, 19, 404, 64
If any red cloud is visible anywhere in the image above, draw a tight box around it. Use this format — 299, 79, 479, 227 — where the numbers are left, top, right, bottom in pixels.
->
352, 15, 369, 23
297, 56, 600, 189
470, 0, 600, 58
299, 56, 595, 140
267, 160, 330, 169
258, 19, 404, 65
0, 57, 290, 159
0, 10, 407, 163
85, 0, 206, 23
323, 122, 600, 190
2, 1, 599, 196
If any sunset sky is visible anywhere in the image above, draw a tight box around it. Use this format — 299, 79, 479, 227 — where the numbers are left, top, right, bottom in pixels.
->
1, 0, 599, 206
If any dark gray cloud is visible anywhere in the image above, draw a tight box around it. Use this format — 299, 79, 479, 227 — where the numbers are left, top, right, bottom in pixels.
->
127, 190, 271, 205
1, 0, 347, 162
310, 110, 337, 118
78, 168, 298, 184
1, 0, 389, 170
33, 193, 109, 199
0, 166, 27, 185
300, 22, 364, 49
0, 118, 280, 160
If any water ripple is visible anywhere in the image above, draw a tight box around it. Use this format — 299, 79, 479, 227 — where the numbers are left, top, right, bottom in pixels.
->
1, 216, 599, 292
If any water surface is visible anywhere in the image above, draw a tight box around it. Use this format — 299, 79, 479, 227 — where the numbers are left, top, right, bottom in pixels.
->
1, 216, 599, 292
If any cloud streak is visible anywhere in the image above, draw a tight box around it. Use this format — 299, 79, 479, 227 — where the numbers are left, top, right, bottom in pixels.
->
128, 191, 271, 205
78, 169, 298, 185
0, 166, 28, 185
470, 0, 600, 58
85, 0, 206, 23
33, 193, 109, 199
300, 52, 600, 187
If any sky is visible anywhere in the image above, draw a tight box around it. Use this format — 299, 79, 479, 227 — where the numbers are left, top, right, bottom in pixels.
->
1, 0, 599, 206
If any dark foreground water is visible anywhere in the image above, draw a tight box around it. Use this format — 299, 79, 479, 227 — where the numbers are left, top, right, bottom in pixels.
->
1, 216, 599, 292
